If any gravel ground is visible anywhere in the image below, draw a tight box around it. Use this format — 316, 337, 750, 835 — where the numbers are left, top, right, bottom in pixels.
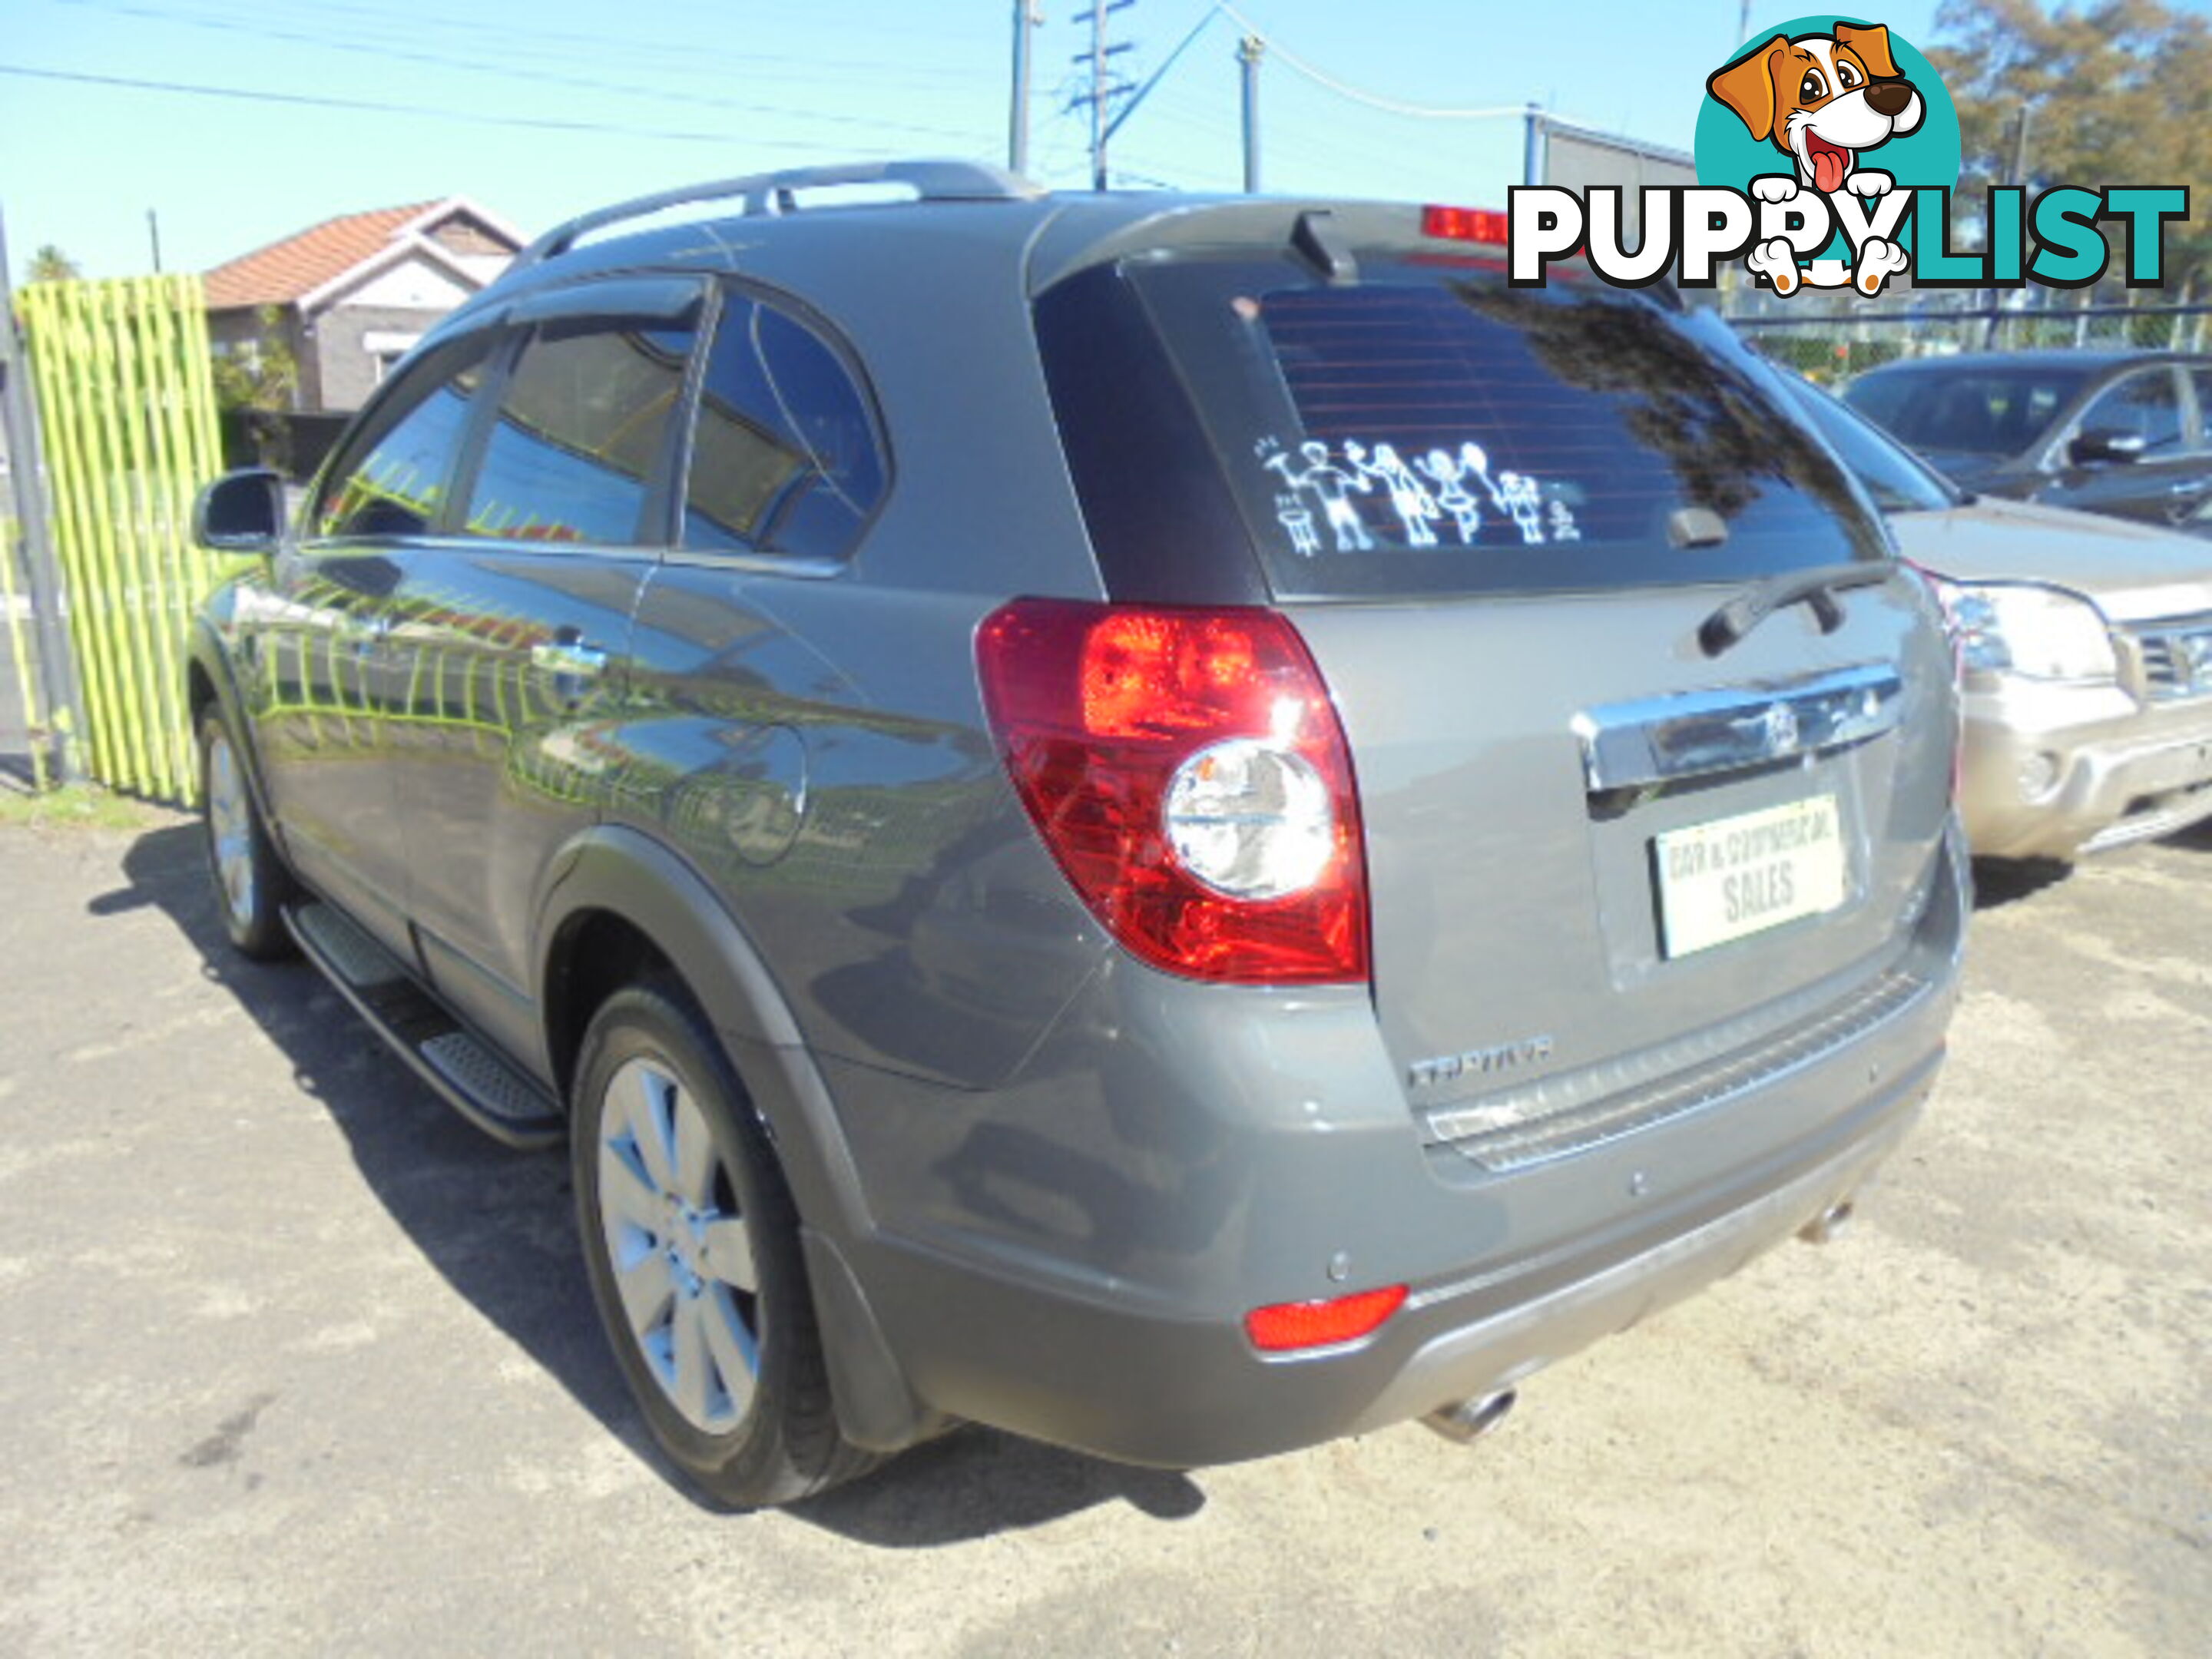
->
0, 811, 2206, 1657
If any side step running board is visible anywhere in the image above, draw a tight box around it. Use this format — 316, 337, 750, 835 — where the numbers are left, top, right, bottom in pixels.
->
285, 902, 565, 1151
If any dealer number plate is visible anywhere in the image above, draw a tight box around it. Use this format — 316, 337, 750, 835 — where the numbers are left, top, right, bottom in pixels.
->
1654, 795, 1846, 959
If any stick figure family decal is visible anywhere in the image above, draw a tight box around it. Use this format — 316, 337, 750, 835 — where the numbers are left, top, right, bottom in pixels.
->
1505, 15, 2190, 299
1257, 437, 1578, 558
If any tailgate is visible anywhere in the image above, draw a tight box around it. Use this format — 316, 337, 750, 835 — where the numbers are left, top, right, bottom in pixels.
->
1291, 578, 1955, 1130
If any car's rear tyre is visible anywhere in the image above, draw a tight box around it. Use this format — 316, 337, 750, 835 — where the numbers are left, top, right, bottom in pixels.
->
571, 982, 879, 1508
198, 710, 296, 962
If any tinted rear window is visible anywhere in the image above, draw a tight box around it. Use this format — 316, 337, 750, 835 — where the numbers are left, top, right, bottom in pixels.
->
1106, 257, 1881, 600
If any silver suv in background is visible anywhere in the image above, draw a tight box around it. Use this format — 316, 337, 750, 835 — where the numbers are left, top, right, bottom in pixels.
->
190, 164, 1968, 1507
1795, 379, 2212, 862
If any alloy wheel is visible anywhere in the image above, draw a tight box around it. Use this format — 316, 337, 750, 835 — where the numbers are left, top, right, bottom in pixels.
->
595, 1057, 761, 1433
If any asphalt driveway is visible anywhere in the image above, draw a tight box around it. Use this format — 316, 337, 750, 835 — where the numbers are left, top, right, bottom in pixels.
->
0, 810, 2206, 1656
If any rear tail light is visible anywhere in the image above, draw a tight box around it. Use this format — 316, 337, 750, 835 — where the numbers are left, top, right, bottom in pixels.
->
975, 599, 1369, 985
1245, 1285, 1407, 1353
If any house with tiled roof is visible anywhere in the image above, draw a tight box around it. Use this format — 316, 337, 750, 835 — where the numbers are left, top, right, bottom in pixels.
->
205, 198, 521, 414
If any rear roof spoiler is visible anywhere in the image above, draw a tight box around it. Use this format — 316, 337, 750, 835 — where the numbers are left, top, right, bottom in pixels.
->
514, 159, 1046, 270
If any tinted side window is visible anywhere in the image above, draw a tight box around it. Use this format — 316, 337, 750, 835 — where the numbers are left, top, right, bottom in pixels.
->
463, 320, 694, 546
2078, 369, 2184, 454
1845, 368, 2085, 459
683, 295, 885, 561
316, 342, 490, 538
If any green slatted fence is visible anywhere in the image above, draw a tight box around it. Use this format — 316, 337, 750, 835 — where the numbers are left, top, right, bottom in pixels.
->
17, 274, 230, 804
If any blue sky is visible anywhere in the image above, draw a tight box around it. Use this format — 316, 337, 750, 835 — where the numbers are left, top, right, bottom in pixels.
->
4, 0, 1961, 280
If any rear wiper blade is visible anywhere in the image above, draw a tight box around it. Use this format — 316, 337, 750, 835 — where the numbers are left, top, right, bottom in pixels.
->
1698, 561, 1892, 657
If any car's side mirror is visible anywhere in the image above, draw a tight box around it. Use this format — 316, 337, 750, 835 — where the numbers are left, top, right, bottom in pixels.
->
2068, 427, 2148, 468
193, 468, 287, 554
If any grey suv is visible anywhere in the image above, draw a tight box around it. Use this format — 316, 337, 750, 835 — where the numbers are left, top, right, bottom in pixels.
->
190, 161, 1968, 1508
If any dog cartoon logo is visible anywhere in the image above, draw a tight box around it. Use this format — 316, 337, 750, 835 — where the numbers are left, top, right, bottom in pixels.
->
1695, 15, 1960, 296
1709, 23, 1923, 198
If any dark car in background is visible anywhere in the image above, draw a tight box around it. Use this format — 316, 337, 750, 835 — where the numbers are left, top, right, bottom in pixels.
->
1843, 350, 2212, 531
187, 162, 1967, 1508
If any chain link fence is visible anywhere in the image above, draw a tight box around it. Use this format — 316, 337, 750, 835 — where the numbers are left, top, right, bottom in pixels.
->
1727, 295, 2212, 384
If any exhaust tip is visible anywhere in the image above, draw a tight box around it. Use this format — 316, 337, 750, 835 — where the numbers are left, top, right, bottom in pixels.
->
1422, 1389, 1516, 1445
1799, 1199, 1855, 1246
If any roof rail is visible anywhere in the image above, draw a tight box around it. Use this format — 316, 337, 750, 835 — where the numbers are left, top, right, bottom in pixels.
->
514, 159, 1045, 270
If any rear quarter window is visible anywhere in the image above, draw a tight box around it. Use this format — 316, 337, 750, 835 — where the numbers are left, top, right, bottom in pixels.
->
679, 293, 886, 563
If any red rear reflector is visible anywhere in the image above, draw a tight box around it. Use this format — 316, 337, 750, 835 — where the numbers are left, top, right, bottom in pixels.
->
1422, 205, 1511, 247
1244, 1286, 1407, 1353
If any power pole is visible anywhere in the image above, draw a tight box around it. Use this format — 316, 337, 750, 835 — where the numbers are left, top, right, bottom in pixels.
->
1009, 2, 1041, 176
1985, 102, 2034, 348
1238, 36, 1264, 194
1071, 0, 1135, 190
0, 207, 85, 784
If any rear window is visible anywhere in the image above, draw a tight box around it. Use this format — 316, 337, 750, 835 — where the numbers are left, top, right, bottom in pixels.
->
1101, 257, 1883, 600
1843, 365, 2087, 459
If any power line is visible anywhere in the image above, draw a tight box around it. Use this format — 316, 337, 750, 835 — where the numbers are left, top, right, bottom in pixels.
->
1214, 2, 1530, 121
0, 63, 979, 151
44, 0, 992, 147
54, 0, 995, 82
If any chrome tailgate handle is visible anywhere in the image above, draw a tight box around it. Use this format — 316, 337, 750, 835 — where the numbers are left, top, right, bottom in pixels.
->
1574, 664, 1903, 793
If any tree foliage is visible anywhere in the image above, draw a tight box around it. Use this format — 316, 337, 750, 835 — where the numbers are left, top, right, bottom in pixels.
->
210, 305, 299, 413
26, 245, 80, 283
1928, 0, 2212, 293
210, 305, 301, 472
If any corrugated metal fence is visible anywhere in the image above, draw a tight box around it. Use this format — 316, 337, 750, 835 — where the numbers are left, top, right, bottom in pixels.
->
12, 275, 230, 803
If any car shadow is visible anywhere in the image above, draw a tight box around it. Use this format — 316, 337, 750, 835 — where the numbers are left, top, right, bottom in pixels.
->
790, 1429, 1206, 1545
102, 820, 1204, 1544
1969, 855, 2072, 909
2161, 816, 2212, 853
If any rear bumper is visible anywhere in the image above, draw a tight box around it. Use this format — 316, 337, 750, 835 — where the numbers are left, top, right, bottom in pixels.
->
836, 1053, 1934, 1468
810, 831, 1969, 1469
1958, 676, 2212, 859
1342, 1072, 1923, 1437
